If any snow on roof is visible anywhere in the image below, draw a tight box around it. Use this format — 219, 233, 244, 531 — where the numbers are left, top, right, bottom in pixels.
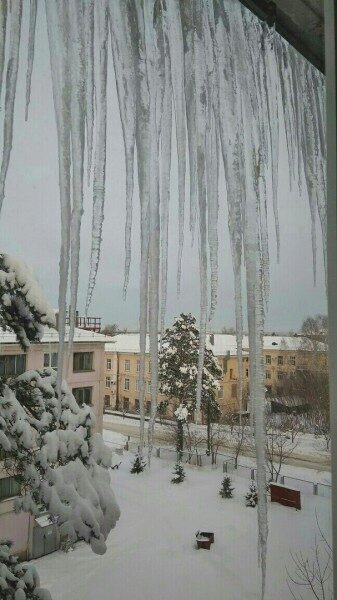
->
105, 333, 324, 356
0, 326, 114, 345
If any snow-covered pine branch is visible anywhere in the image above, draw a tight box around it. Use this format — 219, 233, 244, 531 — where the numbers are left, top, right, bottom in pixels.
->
0, 254, 55, 351
0, 370, 120, 556
0, 540, 52, 599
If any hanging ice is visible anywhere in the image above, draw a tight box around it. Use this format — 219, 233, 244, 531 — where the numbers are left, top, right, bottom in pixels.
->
0, 1, 327, 597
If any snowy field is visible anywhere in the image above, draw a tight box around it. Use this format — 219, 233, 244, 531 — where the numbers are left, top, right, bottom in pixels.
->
34, 453, 331, 600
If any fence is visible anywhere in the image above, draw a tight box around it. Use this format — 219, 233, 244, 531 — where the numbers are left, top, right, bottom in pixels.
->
153, 446, 331, 499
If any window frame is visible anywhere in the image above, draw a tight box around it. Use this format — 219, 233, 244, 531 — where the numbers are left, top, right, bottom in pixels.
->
106, 358, 112, 370
124, 378, 130, 391
0, 354, 26, 376
0, 476, 21, 501
73, 352, 94, 372
72, 386, 93, 405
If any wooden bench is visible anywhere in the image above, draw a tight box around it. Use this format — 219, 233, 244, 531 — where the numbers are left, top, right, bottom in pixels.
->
270, 482, 301, 510
196, 531, 214, 550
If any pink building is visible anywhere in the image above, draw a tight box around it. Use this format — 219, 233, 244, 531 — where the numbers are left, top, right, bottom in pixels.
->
0, 326, 112, 559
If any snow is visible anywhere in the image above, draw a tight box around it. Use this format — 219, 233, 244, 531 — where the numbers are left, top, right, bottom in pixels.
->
102, 429, 127, 450
33, 454, 331, 600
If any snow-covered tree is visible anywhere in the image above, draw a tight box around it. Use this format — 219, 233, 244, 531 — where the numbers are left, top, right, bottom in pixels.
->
0, 256, 120, 556
130, 452, 146, 474
174, 403, 189, 458
245, 481, 258, 507
158, 313, 222, 450
0, 254, 55, 351
171, 462, 185, 484
0, 540, 51, 599
219, 476, 234, 499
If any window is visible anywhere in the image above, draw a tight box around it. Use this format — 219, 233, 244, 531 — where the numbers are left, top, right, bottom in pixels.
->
148, 361, 151, 374
0, 476, 21, 501
107, 358, 112, 370
265, 355, 271, 365
218, 386, 224, 399
135, 399, 140, 412
125, 359, 130, 372
104, 395, 110, 407
0, 354, 26, 377
146, 401, 151, 414
124, 378, 130, 391
277, 371, 285, 380
229, 368, 234, 380
123, 397, 129, 412
246, 369, 249, 378
277, 355, 284, 366
73, 352, 93, 372
289, 356, 296, 366
136, 360, 140, 372
72, 387, 92, 405
266, 370, 271, 379
106, 377, 111, 388
44, 352, 58, 370
135, 379, 140, 392
265, 386, 272, 397
231, 383, 237, 399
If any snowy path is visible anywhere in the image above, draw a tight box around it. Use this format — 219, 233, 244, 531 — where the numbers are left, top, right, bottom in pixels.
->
34, 454, 330, 600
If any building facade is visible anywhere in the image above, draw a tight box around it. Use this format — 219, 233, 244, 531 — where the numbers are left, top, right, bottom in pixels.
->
0, 326, 111, 560
105, 333, 325, 416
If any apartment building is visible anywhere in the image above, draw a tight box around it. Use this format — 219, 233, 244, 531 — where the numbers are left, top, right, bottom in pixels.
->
105, 333, 326, 416
0, 325, 111, 560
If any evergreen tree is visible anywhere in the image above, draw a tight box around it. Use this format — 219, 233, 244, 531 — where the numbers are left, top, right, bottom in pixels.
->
245, 481, 258, 507
171, 462, 185, 483
219, 476, 234, 498
158, 313, 222, 451
0, 256, 120, 557
0, 540, 52, 599
130, 452, 146, 473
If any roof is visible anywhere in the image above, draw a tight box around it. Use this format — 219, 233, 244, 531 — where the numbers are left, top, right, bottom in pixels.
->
0, 326, 114, 346
105, 333, 325, 356
239, 0, 324, 73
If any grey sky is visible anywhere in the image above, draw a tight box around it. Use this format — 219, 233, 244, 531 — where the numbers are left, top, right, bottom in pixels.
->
0, 8, 326, 333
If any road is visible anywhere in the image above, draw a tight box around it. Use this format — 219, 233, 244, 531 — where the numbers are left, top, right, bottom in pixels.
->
103, 418, 331, 473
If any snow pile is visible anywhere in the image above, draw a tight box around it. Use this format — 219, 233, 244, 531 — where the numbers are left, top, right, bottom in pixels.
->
0, 254, 55, 350
0, 369, 120, 555
0, 540, 52, 599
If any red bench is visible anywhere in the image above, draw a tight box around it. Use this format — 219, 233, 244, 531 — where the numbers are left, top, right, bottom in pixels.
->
270, 483, 301, 510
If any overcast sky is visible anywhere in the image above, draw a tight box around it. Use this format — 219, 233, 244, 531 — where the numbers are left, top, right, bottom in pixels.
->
0, 8, 327, 333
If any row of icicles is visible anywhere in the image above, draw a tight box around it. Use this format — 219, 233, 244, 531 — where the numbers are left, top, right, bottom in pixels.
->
0, 1, 326, 597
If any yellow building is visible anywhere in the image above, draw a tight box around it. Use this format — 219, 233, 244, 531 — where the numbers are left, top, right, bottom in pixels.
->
105, 333, 326, 417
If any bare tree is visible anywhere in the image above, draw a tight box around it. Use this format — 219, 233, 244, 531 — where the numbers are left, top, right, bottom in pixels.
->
265, 414, 300, 482
287, 515, 332, 600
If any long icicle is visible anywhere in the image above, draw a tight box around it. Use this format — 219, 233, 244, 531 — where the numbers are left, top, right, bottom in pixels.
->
84, 0, 94, 186
45, 0, 71, 411
0, 0, 22, 213
109, 0, 136, 301
24, 0, 37, 121
0, 0, 7, 102
86, 0, 108, 315
68, 0, 86, 363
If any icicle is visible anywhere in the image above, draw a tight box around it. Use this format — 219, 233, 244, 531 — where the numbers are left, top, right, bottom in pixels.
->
45, 0, 72, 411
24, 0, 37, 121
163, 0, 186, 295
194, 0, 208, 416
143, 0, 161, 466
0, 0, 7, 102
160, 21, 172, 339
0, 0, 22, 213
67, 0, 86, 368
84, 0, 94, 186
180, 1, 198, 244
109, 0, 136, 300
86, 0, 108, 315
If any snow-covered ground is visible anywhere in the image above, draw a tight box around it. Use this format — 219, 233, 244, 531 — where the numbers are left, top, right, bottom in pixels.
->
34, 453, 331, 600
